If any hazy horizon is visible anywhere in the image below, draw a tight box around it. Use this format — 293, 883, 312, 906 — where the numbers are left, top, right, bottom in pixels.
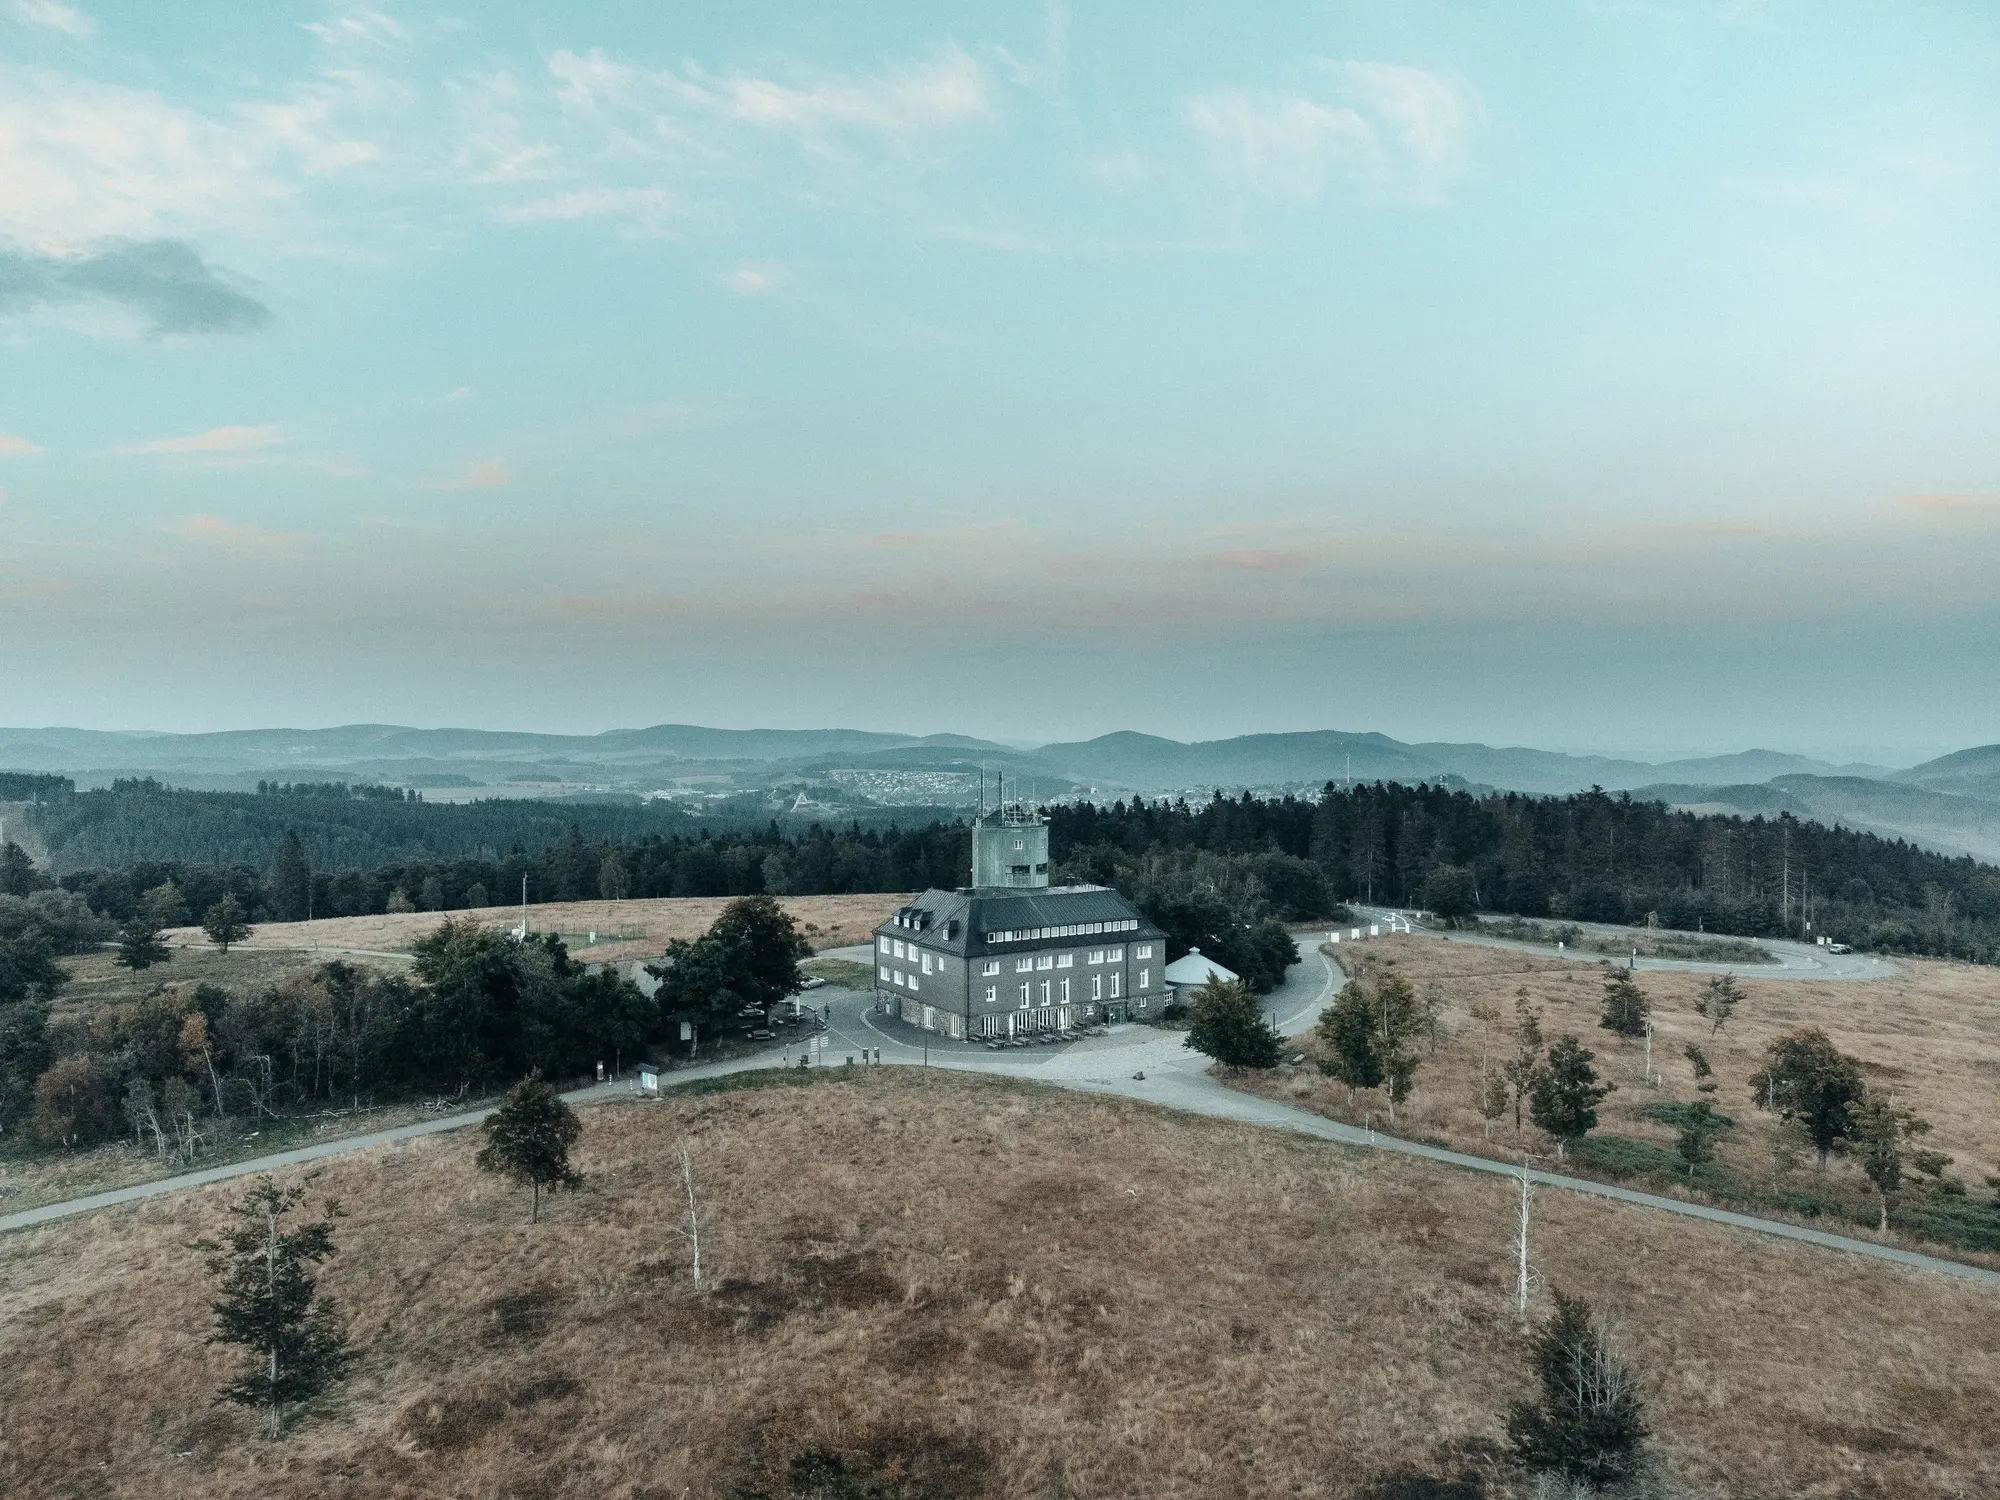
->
0, 714, 1961, 771
5, 2, 1997, 757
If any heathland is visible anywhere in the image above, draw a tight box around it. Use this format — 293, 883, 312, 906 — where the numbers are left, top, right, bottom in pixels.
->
1, 1069, 1994, 1499
1235, 936, 2000, 1261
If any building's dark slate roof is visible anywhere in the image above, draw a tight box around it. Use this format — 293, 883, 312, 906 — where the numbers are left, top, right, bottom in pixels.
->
873, 884, 1162, 958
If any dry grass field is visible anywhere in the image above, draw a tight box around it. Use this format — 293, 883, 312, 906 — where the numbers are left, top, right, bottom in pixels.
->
158, 893, 908, 965
1238, 936, 2000, 1260
2, 1069, 1995, 1500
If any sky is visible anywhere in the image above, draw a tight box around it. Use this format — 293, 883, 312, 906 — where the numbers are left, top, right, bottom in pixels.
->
1, 1, 1997, 762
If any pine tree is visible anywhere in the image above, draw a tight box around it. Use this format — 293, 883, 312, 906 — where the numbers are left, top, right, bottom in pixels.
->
1183, 976, 1283, 1070
1598, 969, 1650, 1038
205, 1177, 354, 1439
476, 1074, 583, 1221
1530, 1035, 1612, 1160
115, 914, 171, 971
1674, 1099, 1720, 1176
1502, 989, 1544, 1133
1693, 973, 1742, 1035
271, 830, 311, 922
1505, 1290, 1647, 1490
203, 895, 253, 953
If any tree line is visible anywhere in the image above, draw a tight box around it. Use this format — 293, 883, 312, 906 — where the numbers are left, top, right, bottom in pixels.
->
11, 779, 2000, 967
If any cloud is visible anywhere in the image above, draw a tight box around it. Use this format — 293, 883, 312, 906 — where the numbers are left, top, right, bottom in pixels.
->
722, 261, 793, 294
6, 1, 92, 37
1894, 492, 2000, 518
300, 10, 403, 49
493, 187, 677, 235
1320, 61, 1476, 176
160, 514, 308, 553
115, 423, 284, 456
436, 459, 509, 491
1187, 61, 1477, 205
545, 43, 995, 162
0, 239, 271, 336
0, 434, 43, 456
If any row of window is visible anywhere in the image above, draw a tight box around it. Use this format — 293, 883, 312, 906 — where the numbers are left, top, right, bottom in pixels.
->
882, 937, 1156, 973
881, 966, 921, 992
979, 970, 1148, 1007
983, 918, 1140, 944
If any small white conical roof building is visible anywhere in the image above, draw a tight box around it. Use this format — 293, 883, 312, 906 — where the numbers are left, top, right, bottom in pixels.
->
1162, 947, 1238, 990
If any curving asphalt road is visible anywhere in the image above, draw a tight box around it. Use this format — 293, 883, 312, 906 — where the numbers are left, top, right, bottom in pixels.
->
7, 931, 1991, 1291
1338, 905, 1898, 981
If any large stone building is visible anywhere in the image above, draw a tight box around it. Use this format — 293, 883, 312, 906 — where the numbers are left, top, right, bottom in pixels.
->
872, 805, 1167, 1038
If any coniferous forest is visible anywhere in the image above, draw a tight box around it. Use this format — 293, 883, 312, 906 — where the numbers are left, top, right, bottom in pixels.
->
5, 778, 1997, 964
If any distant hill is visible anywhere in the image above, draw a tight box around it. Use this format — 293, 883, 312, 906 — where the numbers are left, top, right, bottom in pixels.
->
1023, 730, 1884, 798
1894, 744, 2000, 805
1634, 774, 2000, 865
0, 723, 1013, 786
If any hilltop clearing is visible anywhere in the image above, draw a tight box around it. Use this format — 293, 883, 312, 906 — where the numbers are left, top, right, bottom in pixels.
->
1237, 935, 2000, 1259
157, 892, 904, 965
1, 1069, 1994, 1499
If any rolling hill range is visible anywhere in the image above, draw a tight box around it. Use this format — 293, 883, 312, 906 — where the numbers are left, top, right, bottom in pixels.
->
5, 720, 1999, 862
1635, 774, 2000, 865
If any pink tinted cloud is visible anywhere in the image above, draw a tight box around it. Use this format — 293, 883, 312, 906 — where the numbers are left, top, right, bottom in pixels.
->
437, 459, 510, 491
161, 514, 309, 553
1894, 492, 2000, 515
0, 434, 43, 456
1214, 547, 1310, 572
116, 424, 285, 456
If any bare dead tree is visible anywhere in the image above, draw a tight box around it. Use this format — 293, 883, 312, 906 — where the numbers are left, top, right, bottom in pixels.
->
678, 1145, 705, 1287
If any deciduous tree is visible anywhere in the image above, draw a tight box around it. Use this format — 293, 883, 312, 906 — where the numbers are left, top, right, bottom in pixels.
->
1315, 978, 1382, 1101
1749, 1028, 1864, 1170
203, 894, 252, 953
476, 1074, 583, 1222
1848, 1089, 1941, 1232
205, 1176, 354, 1438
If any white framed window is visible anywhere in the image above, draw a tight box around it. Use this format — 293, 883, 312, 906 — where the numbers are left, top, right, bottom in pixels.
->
1108, 946, 1124, 962
984, 986, 997, 1004
1092, 974, 1102, 1000
1019, 984, 1030, 1006
1109, 972, 1121, 998
921, 952, 933, 975
909, 973, 919, 992
892, 939, 906, 960
879, 965, 890, 981
1056, 953, 1073, 969
1138, 968, 1149, 990
1015, 957, 1033, 974
1035, 955, 1054, 971
1039, 980, 1051, 1003
878, 936, 890, 953
893, 970, 904, 986
1060, 977, 1071, 1003
1135, 944, 1153, 959
1087, 949, 1104, 964
982, 960, 1000, 977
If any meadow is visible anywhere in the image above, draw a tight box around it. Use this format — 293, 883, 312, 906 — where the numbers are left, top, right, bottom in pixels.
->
1, 1068, 1994, 1499
1237, 935, 2000, 1261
